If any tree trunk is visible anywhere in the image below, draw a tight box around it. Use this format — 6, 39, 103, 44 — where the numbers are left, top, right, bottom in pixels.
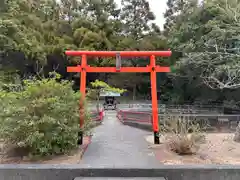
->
234, 122, 240, 142
132, 85, 136, 101
96, 91, 100, 112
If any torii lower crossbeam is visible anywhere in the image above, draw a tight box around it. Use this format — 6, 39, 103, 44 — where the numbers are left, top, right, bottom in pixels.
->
66, 51, 172, 145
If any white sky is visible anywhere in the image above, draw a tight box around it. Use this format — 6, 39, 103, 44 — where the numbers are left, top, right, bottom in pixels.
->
115, 0, 168, 30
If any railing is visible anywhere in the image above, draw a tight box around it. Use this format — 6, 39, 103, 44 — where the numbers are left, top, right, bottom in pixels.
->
90, 109, 104, 122
117, 109, 240, 132
117, 110, 151, 123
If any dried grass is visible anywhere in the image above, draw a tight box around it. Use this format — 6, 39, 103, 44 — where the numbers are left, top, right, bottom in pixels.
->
161, 115, 206, 155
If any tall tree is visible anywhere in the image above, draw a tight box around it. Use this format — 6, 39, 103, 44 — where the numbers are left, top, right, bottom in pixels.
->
164, 0, 199, 34
164, 0, 179, 35
168, 0, 240, 103
120, 0, 155, 38
109, 0, 161, 100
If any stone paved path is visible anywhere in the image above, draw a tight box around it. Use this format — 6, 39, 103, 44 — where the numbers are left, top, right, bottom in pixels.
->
80, 111, 161, 168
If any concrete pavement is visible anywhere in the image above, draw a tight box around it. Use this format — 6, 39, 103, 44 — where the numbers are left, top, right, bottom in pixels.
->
80, 110, 160, 168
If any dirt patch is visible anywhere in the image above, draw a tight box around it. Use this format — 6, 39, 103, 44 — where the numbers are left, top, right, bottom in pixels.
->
0, 136, 91, 164
146, 133, 240, 165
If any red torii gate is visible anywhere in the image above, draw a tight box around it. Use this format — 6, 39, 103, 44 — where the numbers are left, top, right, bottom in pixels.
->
66, 50, 172, 144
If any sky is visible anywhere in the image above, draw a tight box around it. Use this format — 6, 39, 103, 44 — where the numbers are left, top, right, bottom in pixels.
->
115, 0, 168, 30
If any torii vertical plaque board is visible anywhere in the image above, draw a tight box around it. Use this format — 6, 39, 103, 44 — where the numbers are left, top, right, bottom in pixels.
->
66, 51, 172, 144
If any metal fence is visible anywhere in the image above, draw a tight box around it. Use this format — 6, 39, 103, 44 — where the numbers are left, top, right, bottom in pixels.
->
118, 103, 224, 114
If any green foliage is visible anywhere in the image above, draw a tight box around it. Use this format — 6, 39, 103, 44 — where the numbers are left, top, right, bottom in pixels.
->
4, 0, 240, 105
90, 79, 126, 94
0, 74, 92, 157
0, 0, 170, 102
169, 0, 240, 75
164, 0, 240, 103
121, 0, 156, 38
87, 79, 126, 103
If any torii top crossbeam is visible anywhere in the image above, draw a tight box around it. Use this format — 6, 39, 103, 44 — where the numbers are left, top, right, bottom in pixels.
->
66, 50, 172, 73
65, 50, 172, 57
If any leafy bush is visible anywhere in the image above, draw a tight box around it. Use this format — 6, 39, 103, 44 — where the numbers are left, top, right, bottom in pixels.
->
0, 74, 92, 157
161, 115, 206, 155
87, 79, 126, 111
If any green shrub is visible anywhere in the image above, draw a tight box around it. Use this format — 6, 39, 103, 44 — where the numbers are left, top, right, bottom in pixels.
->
0, 74, 92, 157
